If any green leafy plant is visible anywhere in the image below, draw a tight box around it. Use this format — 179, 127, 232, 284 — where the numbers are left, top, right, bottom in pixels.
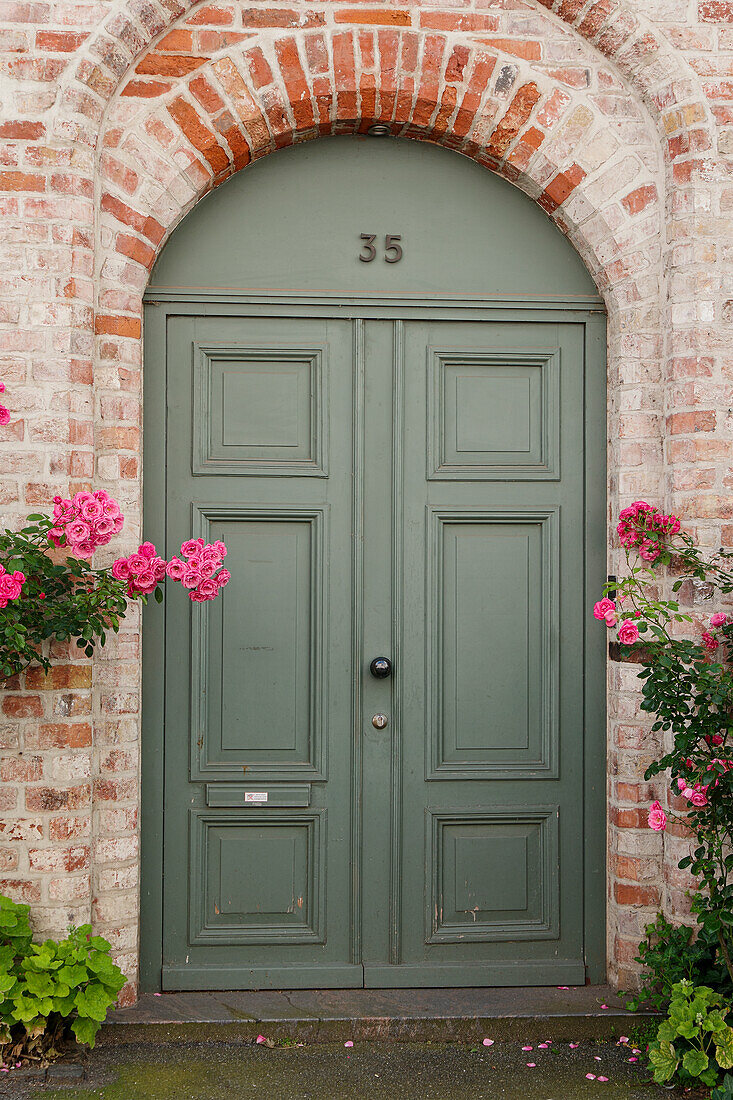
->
0, 894, 126, 1065
624, 913, 733, 1011
648, 980, 733, 1088
596, 501, 733, 988
713, 1072, 733, 1099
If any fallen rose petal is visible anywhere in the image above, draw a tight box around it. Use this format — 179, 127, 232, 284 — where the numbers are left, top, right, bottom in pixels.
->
632, 1049, 641, 1055
522, 1045, 533, 1051
600, 1003, 609, 1009
538, 1043, 549, 1049
526, 1062, 536, 1067
586, 1074, 596, 1080
594, 1055, 602, 1061
344, 1041, 354, 1048
482, 1039, 494, 1047
618, 1036, 629, 1044
256, 1035, 266, 1044
569, 1042, 580, 1048
598, 1076, 608, 1082
153, 992, 162, 997
628, 1057, 637, 1063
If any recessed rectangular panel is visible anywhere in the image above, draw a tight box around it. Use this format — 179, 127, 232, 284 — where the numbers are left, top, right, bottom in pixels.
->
193, 344, 327, 476
426, 810, 559, 942
191, 506, 327, 780
428, 349, 559, 480
190, 811, 324, 944
428, 509, 558, 778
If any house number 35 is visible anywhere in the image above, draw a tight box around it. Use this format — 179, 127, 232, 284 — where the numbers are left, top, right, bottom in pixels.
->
359, 234, 403, 263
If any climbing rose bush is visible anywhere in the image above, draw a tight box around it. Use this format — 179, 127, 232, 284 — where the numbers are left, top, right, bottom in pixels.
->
0, 493, 230, 679
595, 501, 733, 984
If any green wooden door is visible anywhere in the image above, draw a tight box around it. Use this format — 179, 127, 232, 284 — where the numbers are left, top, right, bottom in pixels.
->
142, 136, 606, 991
156, 306, 600, 989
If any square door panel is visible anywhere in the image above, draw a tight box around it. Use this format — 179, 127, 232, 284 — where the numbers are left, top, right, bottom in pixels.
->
428, 349, 560, 480
426, 809, 559, 942
427, 509, 559, 779
189, 810, 325, 945
193, 343, 327, 476
191, 505, 327, 781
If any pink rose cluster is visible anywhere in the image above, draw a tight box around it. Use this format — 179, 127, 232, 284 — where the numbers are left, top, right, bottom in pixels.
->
165, 538, 231, 602
0, 381, 9, 427
111, 542, 167, 596
593, 598, 640, 644
0, 563, 25, 608
647, 801, 667, 832
617, 500, 681, 563
702, 612, 730, 653
49, 490, 124, 559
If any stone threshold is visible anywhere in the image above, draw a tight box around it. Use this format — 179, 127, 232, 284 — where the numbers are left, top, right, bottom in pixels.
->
101, 986, 658, 1045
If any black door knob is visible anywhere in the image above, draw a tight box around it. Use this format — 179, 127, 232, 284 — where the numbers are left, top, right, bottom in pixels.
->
370, 657, 392, 679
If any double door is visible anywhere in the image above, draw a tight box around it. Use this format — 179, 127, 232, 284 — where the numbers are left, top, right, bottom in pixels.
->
158, 307, 599, 988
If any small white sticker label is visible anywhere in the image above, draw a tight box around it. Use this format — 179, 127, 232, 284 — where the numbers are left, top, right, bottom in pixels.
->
244, 791, 268, 803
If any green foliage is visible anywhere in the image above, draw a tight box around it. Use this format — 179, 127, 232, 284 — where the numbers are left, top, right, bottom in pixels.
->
0, 894, 126, 1065
647, 980, 733, 1089
601, 510, 733, 991
624, 913, 733, 1011
712, 1072, 733, 1099
0, 515, 138, 679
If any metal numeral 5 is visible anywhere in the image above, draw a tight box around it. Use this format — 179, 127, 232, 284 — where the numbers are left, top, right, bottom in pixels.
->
359, 234, 403, 263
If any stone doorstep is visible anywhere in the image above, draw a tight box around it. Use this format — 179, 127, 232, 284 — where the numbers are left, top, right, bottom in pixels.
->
99, 986, 660, 1045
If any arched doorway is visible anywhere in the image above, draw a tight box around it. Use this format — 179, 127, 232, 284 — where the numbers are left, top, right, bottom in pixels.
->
141, 136, 607, 990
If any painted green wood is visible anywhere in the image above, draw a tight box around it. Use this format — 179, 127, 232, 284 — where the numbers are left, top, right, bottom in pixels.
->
161, 314, 361, 988
148, 137, 598, 303
361, 319, 588, 986
142, 136, 606, 991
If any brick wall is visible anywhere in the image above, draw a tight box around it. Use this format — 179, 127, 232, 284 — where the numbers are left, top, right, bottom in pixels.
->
0, 0, 732, 1000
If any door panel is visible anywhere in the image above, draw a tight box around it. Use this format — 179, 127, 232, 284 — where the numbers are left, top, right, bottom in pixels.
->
160, 310, 595, 989
362, 319, 586, 986
162, 314, 360, 988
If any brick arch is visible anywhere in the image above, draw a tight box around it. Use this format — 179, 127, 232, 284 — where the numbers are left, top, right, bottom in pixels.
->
57, 0, 715, 165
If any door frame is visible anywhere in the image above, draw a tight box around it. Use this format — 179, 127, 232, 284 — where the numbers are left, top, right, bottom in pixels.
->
139, 291, 607, 991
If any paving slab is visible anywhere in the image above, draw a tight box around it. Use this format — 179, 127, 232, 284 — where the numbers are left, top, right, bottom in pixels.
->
8, 1040, 689, 1100
100, 986, 657, 1045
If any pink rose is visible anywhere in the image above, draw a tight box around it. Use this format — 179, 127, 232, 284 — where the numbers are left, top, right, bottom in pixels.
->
702, 631, 719, 652
213, 541, 227, 558
100, 496, 120, 518
688, 786, 708, 808
127, 554, 147, 576
639, 539, 660, 562
710, 613, 729, 628
166, 558, 187, 581
647, 801, 667, 832
618, 620, 640, 645
193, 577, 219, 601
113, 514, 124, 533
111, 558, 130, 581
73, 542, 95, 558
593, 598, 616, 621
12, 571, 24, 583
604, 609, 617, 627
94, 517, 116, 539
182, 569, 201, 589
66, 519, 91, 544
139, 542, 157, 560
198, 559, 218, 579
0, 408, 10, 426
79, 498, 104, 522
53, 498, 74, 522
151, 557, 167, 581
48, 527, 65, 547
217, 569, 231, 587
133, 568, 156, 591
181, 538, 204, 558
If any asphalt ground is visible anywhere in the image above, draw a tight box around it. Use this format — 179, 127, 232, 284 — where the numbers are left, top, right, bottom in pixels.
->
2, 1038, 700, 1100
